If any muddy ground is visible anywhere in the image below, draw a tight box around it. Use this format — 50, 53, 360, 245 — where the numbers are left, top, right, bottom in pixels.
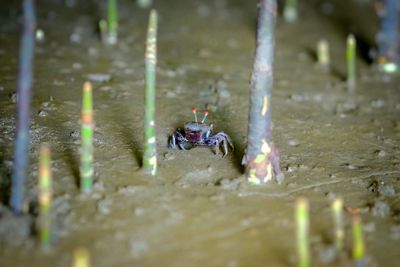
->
0, 0, 400, 266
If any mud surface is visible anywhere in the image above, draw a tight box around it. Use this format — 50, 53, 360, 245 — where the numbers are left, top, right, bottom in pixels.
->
0, 0, 400, 266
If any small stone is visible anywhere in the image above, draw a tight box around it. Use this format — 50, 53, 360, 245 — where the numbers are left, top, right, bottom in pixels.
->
374, 150, 387, 158
87, 73, 111, 83
35, 29, 45, 42
345, 163, 357, 170
42, 101, 50, 108
70, 130, 80, 138
286, 164, 297, 173
38, 110, 48, 117
69, 32, 81, 43
9, 92, 17, 103
288, 139, 299, 147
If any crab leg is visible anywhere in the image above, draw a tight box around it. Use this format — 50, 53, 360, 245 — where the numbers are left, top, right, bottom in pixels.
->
222, 139, 228, 157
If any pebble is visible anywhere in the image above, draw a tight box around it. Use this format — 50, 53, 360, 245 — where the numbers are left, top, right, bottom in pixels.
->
345, 163, 357, 170
286, 164, 297, 173
70, 130, 80, 138
9, 92, 17, 103
288, 139, 299, 147
42, 101, 50, 108
35, 29, 45, 42
69, 32, 81, 43
38, 109, 48, 117
375, 150, 386, 157
87, 73, 111, 83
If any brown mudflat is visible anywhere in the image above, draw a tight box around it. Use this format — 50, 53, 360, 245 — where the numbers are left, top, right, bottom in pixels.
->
0, 0, 399, 266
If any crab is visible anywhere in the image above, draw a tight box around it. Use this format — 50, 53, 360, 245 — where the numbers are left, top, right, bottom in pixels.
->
168, 108, 233, 156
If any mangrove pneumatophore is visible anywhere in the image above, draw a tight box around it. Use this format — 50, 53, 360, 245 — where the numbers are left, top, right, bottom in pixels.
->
143, 10, 158, 176
242, 0, 283, 184
10, 0, 36, 214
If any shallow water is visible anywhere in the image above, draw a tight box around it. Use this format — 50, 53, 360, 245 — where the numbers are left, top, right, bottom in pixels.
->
0, 0, 400, 266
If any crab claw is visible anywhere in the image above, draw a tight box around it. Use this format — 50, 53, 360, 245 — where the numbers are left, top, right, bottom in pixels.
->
168, 130, 193, 150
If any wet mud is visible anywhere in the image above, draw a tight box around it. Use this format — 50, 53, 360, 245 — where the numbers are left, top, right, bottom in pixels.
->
0, 0, 399, 266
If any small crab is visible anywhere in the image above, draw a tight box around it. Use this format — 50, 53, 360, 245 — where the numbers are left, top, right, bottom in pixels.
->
168, 108, 233, 156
